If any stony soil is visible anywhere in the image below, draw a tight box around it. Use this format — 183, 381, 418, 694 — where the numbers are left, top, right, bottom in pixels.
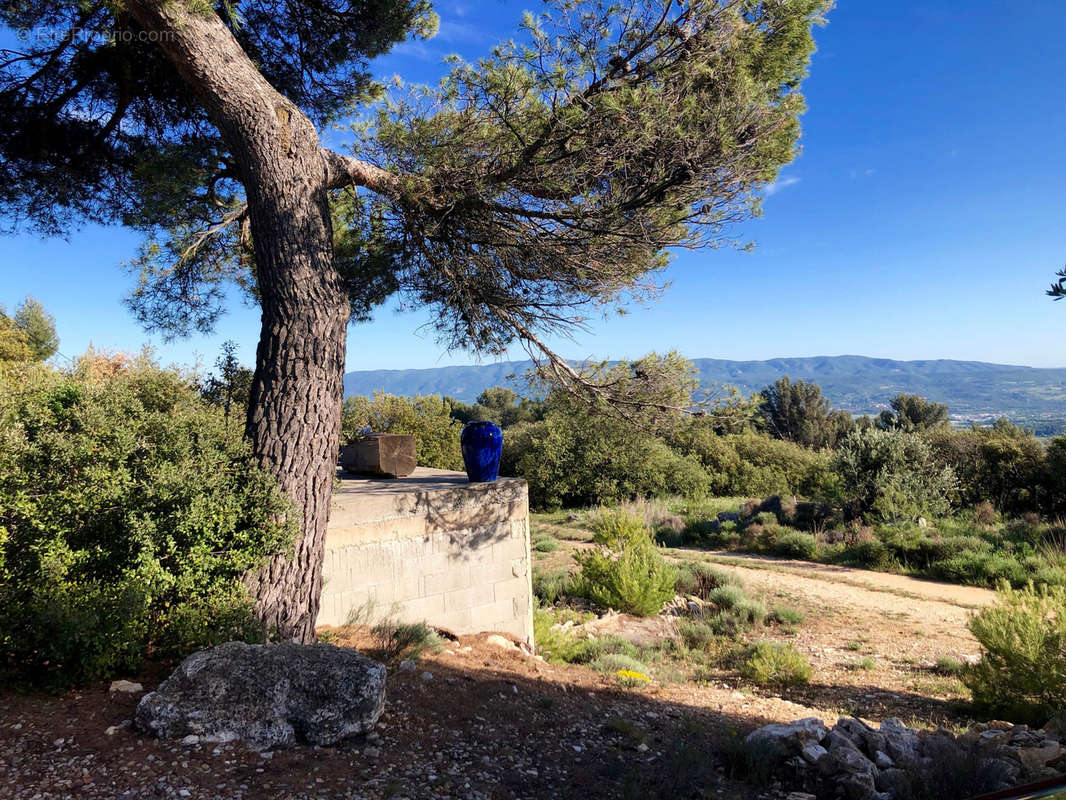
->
0, 549, 1001, 799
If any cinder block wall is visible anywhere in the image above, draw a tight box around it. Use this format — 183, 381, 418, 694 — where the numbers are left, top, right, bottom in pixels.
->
317, 468, 533, 646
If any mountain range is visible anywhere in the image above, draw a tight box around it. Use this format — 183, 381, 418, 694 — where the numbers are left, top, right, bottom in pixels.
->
343, 355, 1066, 432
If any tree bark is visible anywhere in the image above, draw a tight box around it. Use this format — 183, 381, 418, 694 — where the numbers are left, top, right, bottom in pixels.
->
128, 0, 350, 642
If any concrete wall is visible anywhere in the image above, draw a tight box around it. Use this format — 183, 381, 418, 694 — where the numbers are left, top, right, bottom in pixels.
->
316, 468, 533, 646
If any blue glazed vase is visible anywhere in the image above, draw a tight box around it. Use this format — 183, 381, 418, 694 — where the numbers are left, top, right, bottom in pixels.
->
460, 420, 503, 482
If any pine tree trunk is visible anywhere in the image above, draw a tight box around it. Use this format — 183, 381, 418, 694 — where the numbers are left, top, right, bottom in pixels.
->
241, 182, 349, 644
127, 0, 352, 643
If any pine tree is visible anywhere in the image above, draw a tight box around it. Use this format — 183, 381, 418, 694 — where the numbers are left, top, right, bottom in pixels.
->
12, 296, 59, 362
1, 0, 830, 640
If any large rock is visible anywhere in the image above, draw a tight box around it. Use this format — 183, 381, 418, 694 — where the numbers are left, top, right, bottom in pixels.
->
135, 641, 386, 749
744, 716, 1066, 800
745, 717, 829, 760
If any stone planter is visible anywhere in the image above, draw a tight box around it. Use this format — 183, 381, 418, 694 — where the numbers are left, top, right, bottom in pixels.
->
340, 433, 416, 478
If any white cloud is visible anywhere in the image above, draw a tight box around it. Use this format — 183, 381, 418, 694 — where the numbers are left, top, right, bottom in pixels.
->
764, 175, 801, 196
435, 19, 488, 44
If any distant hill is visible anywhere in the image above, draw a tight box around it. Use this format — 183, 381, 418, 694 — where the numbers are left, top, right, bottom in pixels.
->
343, 355, 1066, 433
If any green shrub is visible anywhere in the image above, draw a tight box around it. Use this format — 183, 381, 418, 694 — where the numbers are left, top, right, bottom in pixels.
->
678, 619, 719, 650
588, 508, 651, 549
711, 606, 766, 637
840, 537, 895, 570
502, 412, 709, 510
768, 606, 804, 626
589, 652, 650, 676
371, 621, 442, 665
532, 569, 575, 604
930, 552, 1027, 588
532, 607, 594, 663
674, 561, 741, 599
707, 585, 748, 610
739, 641, 813, 686
0, 363, 294, 688
705, 585, 765, 636
341, 392, 463, 470
686, 431, 832, 499
963, 582, 1066, 724
532, 533, 560, 553
574, 512, 677, 616
829, 428, 957, 523
773, 531, 818, 560
574, 633, 641, 664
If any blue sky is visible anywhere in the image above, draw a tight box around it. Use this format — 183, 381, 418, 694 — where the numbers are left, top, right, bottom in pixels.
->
2, 1, 1064, 372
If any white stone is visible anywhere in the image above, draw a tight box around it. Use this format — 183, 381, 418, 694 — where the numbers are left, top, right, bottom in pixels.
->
109, 680, 144, 694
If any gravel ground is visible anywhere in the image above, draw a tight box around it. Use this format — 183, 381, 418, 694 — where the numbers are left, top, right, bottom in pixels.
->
1, 558, 998, 799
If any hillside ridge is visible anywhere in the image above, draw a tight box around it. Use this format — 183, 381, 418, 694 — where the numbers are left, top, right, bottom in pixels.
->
343, 355, 1066, 430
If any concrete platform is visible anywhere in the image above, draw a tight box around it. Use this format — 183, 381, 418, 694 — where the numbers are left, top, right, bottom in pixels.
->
317, 468, 533, 646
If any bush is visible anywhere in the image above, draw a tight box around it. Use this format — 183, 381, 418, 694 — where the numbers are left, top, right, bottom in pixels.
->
0, 362, 294, 688
371, 621, 442, 665
532, 532, 559, 552
706, 585, 765, 636
707, 584, 748, 611
929, 552, 1027, 588
768, 606, 804, 626
341, 392, 463, 470
589, 653, 650, 676
575, 513, 677, 616
973, 501, 998, 526
773, 531, 818, 560
963, 582, 1066, 724
532, 569, 575, 604
678, 619, 719, 650
502, 412, 709, 510
739, 641, 813, 686
674, 562, 741, 599
830, 428, 957, 523
677, 428, 832, 499
532, 607, 594, 663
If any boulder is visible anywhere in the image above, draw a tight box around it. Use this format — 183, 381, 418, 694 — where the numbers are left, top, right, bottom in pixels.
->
879, 718, 921, 766
745, 715, 1066, 800
135, 641, 386, 749
746, 717, 829, 761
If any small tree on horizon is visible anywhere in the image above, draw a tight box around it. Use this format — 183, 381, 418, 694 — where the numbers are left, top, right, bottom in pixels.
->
757, 375, 837, 448
877, 393, 949, 433
7, 296, 59, 363
0, 0, 830, 640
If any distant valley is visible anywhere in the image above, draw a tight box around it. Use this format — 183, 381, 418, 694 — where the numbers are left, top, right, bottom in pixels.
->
343, 355, 1066, 435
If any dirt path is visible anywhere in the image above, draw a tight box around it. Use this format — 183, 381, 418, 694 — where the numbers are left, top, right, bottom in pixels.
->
698, 551, 996, 609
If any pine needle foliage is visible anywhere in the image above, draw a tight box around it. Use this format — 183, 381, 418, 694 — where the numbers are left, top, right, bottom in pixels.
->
963, 581, 1066, 725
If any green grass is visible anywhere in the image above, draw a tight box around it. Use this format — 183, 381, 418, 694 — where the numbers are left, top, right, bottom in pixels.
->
767, 606, 804, 626
739, 641, 813, 687
935, 656, 964, 675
